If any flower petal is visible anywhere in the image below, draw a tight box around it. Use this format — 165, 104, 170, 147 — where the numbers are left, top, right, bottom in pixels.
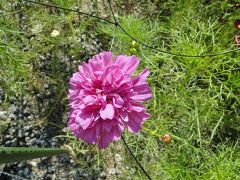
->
76, 111, 94, 129
113, 94, 124, 108
124, 111, 151, 133
98, 123, 123, 149
100, 103, 115, 120
102, 51, 113, 68
115, 55, 140, 74
119, 110, 129, 122
132, 68, 150, 86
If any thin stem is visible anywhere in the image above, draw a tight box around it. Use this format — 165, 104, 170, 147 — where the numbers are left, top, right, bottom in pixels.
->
107, 0, 240, 58
121, 135, 152, 180
115, 11, 240, 58
107, 0, 118, 25
21, 0, 116, 25
19, 0, 240, 58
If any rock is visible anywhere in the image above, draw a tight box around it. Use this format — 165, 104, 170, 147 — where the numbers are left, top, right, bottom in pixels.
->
11, 138, 18, 146
0, 164, 5, 171
50, 30, 60, 37
25, 137, 30, 142
29, 138, 36, 145
23, 125, 32, 132
5, 140, 11, 145
115, 154, 123, 163
28, 160, 38, 167
23, 167, 30, 176
27, 115, 34, 120
100, 171, 107, 178
0, 111, 7, 120
18, 129, 23, 138
107, 168, 116, 175
8, 114, 16, 120
17, 162, 26, 168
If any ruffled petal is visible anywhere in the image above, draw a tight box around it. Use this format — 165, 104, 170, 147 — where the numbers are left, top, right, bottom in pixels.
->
102, 51, 113, 68
132, 68, 150, 86
115, 55, 140, 75
100, 103, 115, 120
124, 111, 151, 133
98, 122, 123, 149
76, 110, 94, 129
113, 94, 124, 108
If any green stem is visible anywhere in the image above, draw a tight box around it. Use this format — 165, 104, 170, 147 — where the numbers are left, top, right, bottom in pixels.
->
0, 147, 68, 164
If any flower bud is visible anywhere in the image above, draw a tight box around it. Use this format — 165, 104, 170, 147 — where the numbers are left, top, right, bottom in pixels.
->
161, 134, 171, 144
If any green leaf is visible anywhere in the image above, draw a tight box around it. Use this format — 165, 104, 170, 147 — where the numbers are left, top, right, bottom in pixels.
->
0, 147, 69, 164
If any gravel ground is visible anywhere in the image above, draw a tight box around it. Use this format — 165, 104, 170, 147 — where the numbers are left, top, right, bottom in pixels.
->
0, 87, 127, 179
0, 34, 106, 179
0, 32, 129, 179
0, 87, 91, 179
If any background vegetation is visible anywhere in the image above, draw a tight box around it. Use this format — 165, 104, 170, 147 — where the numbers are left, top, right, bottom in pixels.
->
1, 0, 240, 179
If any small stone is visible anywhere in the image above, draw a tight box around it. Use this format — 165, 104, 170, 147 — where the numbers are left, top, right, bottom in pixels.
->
107, 168, 116, 175
11, 138, 18, 146
23, 107, 31, 116
36, 94, 43, 101
8, 96, 16, 103
18, 129, 23, 138
18, 162, 26, 168
23, 99, 28, 106
114, 154, 123, 163
25, 137, 30, 142
19, 141, 25, 146
27, 115, 34, 120
29, 138, 36, 145
23, 125, 32, 132
18, 114, 23, 119
24, 167, 30, 176
28, 160, 38, 167
50, 30, 60, 37
51, 142, 57, 147
0, 164, 5, 171
5, 135, 11, 140
25, 132, 30, 136
9, 114, 17, 120
100, 171, 107, 178
52, 174, 56, 180
61, 171, 69, 178
0, 111, 7, 120
18, 170, 24, 176
47, 167, 53, 172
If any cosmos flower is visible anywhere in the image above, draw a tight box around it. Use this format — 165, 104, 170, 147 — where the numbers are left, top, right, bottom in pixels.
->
68, 52, 152, 149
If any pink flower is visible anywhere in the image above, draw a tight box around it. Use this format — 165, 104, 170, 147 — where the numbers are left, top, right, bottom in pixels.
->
68, 52, 152, 149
